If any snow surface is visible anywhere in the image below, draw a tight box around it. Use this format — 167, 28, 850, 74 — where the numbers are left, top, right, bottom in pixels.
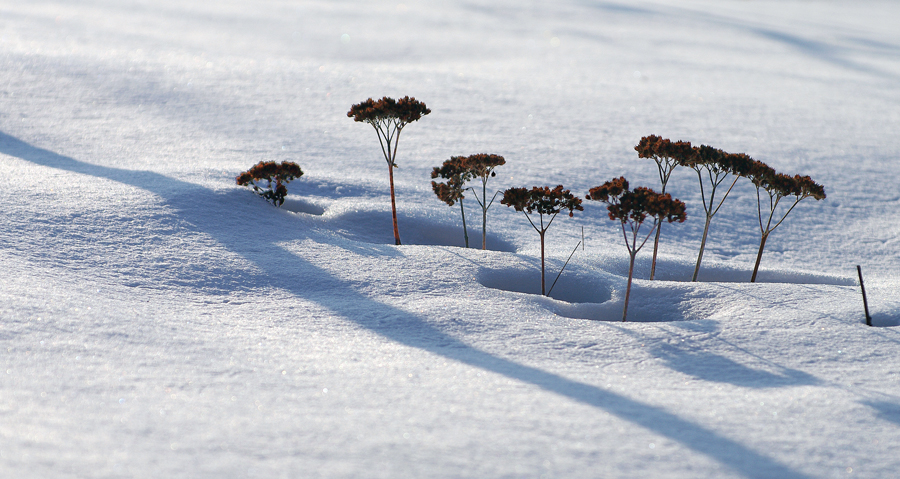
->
2, 0, 900, 477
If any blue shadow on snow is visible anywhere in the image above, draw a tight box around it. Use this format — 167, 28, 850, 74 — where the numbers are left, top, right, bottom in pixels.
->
1, 131, 812, 479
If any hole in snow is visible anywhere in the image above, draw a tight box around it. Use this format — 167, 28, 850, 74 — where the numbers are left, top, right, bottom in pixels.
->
869, 313, 900, 328
478, 266, 612, 304
327, 207, 516, 251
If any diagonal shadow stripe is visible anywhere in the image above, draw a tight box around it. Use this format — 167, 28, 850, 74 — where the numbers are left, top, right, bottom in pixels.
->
1, 131, 811, 478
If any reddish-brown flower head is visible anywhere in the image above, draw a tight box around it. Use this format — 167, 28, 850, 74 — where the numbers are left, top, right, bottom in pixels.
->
347, 96, 431, 125
501, 185, 583, 218
586, 178, 686, 225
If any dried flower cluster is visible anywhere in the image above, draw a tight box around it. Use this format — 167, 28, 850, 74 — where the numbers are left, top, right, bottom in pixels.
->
637, 134, 826, 283
348, 96, 431, 245
587, 177, 686, 321
236, 160, 304, 206
431, 153, 506, 249
431, 156, 474, 207
501, 185, 583, 295
431, 156, 476, 247
347, 96, 431, 127
501, 185, 583, 218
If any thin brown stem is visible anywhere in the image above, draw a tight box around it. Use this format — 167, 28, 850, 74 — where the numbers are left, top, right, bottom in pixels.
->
623, 251, 636, 321
460, 199, 469, 248
540, 230, 546, 296
750, 233, 768, 282
650, 224, 662, 280
692, 215, 713, 282
388, 162, 401, 245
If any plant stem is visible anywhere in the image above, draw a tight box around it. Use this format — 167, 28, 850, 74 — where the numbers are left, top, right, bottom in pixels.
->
547, 239, 582, 296
387, 162, 401, 245
623, 251, 636, 321
750, 232, 768, 282
540, 230, 546, 296
460, 199, 469, 248
649, 182, 667, 280
650, 224, 661, 280
482, 180, 488, 250
692, 215, 712, 282
857, 265, 872, 326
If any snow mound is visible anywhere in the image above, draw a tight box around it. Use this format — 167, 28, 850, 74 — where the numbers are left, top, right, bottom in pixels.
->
281, 197, 325, 216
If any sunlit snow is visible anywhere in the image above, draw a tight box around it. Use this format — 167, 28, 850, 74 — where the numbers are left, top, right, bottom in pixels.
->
2, 1, 899, 478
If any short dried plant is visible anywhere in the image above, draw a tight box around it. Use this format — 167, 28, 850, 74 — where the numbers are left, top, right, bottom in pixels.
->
587, 177, 686, 321
501, 185, 583, 296
432, 153, 506, 249
431, 156, 475, 247
236, 160, 304, 206
747, 161, 826, 282
348, 96, 431, 245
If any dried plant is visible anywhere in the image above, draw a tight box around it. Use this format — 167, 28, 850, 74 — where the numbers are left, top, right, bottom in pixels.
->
236, 160, 304, 206
747, 161, 826, 282
587, 177, 686, 321
432, 153, 506, 249
348, 96, 431, 245
501, 185, 583, 295
635, 135, 693, 280
680, 145, 752, 281
431, 156, 475, 247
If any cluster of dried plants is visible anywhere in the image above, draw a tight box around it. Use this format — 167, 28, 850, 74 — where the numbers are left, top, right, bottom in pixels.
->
236, 160, 304, 206
637, 135, 825, 283
587, 177, 686, 321
431, 153, 506, 249
234, 99, 829, 315
348, 96, 431, 245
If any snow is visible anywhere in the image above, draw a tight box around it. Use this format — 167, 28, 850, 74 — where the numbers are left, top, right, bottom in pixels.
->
2, 0, 900, 477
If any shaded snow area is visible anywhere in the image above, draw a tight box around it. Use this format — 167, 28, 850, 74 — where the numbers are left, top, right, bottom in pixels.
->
3, 1, 900, 477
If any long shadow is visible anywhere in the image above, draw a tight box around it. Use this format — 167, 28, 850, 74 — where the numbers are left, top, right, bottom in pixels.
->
578, 0, 898, 81
652, 343, 819, 388
1, 131, 811, 479
860, 400, 900, 426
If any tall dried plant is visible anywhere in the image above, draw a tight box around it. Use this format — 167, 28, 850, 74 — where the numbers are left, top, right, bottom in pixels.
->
680, 145, 752, 281
635, 135, 693, 280
348, 96, 430, 245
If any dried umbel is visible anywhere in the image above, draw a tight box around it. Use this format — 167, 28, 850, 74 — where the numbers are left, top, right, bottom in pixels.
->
747, 161, 826, 282
236, 160, 304, 206
587, 177, 686, 321
348, 96, 431, 245
635, 135, 693, 280
347, 96, 431, 127
501, 185, 583, 295
678, 144, 753, 281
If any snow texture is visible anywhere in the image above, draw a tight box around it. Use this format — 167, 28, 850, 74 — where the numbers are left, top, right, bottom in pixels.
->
2, 0, 899, 478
